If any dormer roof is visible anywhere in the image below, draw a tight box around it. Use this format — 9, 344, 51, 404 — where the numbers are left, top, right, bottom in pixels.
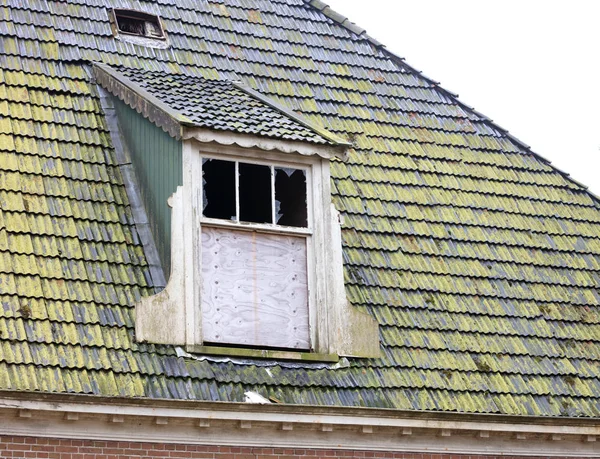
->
94, 63, 349, 157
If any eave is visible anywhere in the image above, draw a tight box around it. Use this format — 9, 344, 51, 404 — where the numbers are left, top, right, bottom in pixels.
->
182, 127, 349, 160
0, 392, 598, 457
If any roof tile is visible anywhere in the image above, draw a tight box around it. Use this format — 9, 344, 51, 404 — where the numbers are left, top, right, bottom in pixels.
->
1, 0, 600, 418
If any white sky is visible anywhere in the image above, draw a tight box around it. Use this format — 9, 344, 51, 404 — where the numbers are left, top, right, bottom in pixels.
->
324, 0, 600, 196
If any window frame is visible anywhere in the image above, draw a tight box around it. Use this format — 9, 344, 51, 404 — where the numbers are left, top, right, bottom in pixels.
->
184, 140, 332, 355
200, 154, 314, 235
198, 151, 317, 351
110, 9, 168, 45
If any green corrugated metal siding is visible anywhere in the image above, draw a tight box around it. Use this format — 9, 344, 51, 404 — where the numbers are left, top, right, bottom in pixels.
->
113, 95, 182, 275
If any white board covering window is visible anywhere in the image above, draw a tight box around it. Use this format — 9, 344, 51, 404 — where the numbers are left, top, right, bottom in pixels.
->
200, 157, 311, 350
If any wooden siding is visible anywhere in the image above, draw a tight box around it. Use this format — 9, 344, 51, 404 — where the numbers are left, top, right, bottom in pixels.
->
201, 226, 310, 349
113, 96, 183, 276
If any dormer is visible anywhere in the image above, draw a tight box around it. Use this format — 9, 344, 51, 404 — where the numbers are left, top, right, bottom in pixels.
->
94, 63, 380, 361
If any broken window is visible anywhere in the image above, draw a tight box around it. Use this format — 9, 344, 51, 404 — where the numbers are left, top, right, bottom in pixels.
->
239, 163, 272, 224
202, 159, 236, 220
201, 156, 311, 350
112, 9, 165, 39
275, 168, 308, 228
202, 158, 308, 228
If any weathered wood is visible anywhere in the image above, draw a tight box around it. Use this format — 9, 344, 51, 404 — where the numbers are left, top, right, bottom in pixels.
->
184, 142, 203, 347
326, 204, 381, 358
201, 227, 309, 349
135, 187, 186, 345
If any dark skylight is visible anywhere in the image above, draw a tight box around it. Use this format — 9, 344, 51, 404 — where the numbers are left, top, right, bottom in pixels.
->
113, 9, 165, 39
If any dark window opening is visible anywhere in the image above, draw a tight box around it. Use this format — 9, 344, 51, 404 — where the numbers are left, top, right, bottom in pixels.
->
275, 168, 307, 228
239, 163, 272, 224
113, 9, 165, 39
202, 158, 308, 228
203, 159, 236, 220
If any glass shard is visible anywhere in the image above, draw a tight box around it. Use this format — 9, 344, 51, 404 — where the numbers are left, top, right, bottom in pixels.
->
275, 168, 307, 227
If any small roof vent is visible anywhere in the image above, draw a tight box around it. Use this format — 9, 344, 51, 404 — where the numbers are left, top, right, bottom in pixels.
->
111, 9, 166, 40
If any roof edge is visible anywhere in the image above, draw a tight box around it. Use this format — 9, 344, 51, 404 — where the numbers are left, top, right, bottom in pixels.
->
3, 393, 598, 456
303, 0, 600, 205
1, 391, 599, 429
232, 81, 352, 148
183, 126, 348, 159
93, 62, 191, 139
94, 63, 350, 151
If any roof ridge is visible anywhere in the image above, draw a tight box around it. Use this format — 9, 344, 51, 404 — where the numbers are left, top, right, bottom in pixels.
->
232, 80, 352, 147
303, 0, 600, 205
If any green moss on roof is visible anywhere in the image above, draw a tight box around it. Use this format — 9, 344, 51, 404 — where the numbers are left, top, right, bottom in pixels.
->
103, 65, 340, 145
1, 0, 600, 418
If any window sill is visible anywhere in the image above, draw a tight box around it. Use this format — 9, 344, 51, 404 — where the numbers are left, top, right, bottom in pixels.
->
185, 345, 340, 363
201, 218, 312, 236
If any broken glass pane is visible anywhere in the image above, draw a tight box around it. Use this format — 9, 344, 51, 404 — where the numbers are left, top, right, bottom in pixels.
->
239, 162, 272, 224
202, 158, 236, 221
275, 168, 307, 228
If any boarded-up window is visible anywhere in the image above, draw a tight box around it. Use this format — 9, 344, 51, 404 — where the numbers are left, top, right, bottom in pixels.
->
201, 227, 309, 349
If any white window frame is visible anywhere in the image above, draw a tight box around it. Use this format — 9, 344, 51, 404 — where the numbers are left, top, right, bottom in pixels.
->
183, 140, 333, 355
198, 152, 315, 350
200, 153, 314, 236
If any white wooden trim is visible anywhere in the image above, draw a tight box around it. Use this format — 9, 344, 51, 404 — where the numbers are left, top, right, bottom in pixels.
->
184, 127, 347, 160
183, 141, 201, 347
270, 165, 276, 225
234, 160, 240, 223
0, 398, 598, 457
201, 219, 313, 236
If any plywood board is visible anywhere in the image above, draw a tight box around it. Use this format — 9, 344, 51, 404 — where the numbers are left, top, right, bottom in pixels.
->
201, 226, 309, 349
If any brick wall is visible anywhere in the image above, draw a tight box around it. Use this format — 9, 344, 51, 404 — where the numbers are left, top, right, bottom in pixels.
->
0, 436, 578, 459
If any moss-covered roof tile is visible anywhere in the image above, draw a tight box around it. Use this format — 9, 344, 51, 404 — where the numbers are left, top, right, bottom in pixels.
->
1, 0, 600, 419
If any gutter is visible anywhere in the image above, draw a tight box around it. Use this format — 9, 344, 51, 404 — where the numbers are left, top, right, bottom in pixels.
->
0, 390, 598, 431
1, 391, 598, 456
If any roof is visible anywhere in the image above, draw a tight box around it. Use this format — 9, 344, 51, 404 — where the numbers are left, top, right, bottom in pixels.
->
94, 63, 345, 146
1, 0, 600, 418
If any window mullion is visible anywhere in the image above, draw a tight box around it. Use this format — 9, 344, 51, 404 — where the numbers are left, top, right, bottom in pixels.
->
235, 161, 240, 223
271, 165, 276, 224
